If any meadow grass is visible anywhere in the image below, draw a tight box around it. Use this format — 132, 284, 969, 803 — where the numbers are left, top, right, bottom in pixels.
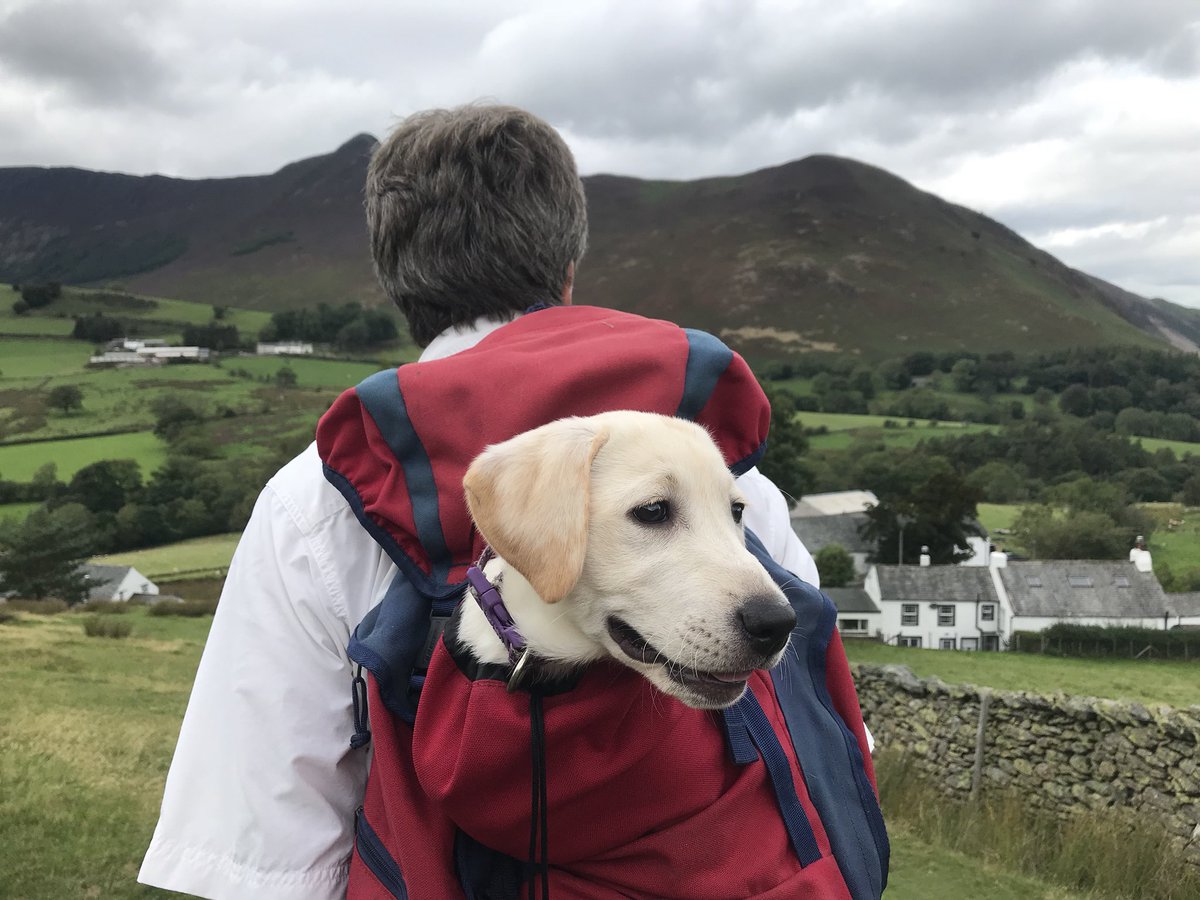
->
0, 604, 1117, 899
844, 641, 1199, 708
0, 501, 39, 523
0, 337, 93, 378
0, 312, 76, 337
978, 502, 1020, 532
1133, 436, 1200, 458
92, 532, 242, 580
222, 354, 387, 387
875, 752, 1200, 900
0, 430, 167, 481
0, 606, 209, 899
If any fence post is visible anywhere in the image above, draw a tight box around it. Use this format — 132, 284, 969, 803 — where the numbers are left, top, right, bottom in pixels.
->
970, 689, 992, 802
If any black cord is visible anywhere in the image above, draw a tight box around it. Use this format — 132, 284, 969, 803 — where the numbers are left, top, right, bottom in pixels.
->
528, 690, 550, 900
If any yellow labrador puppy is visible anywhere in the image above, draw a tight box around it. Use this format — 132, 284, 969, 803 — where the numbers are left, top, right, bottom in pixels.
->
459, 410, 796, 709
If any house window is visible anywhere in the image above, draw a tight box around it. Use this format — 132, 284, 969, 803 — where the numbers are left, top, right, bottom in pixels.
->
960, 637, 979, 651
1114, 576, 1130, 588
1068, 575, 1093, 588
897, 635, 922, 648
901, 604, 919, 626
937, 605, 955, 627
981, 604, 995, 622
1025, 576, 1042, 588
839, 618, 868, 634
939, 637, 956, 650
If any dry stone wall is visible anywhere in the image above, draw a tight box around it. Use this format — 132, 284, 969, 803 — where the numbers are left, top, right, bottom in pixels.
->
853, 664, 1200, 860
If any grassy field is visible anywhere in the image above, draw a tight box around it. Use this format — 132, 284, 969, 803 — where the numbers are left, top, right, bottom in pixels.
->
0, 501, 39, 523
0, 431, 167, 481
796, 410, 997, 451
224, 354, 392, 387
843, 641, 1199, 708
1134, 436, 1200, 458
977, 502, 1020, 532
0, 604, 1111, 899
0, 336, 93, 377
92, 532, 242, 581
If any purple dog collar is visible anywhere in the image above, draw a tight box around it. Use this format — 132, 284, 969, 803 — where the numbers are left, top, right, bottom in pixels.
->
465, 551, 527, 667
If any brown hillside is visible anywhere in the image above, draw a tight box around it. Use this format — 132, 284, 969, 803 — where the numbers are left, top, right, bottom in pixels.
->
2, 141, 1197, 359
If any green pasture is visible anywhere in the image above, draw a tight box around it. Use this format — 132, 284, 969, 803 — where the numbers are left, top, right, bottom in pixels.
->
222, 354, 387, 388
0, 501, 39, 523
93, 532, 242, 581
977, 502, 1020, 533
1132, 435, 1200, 458
798, 411, 996, 451
0, 337, 92, 379
0, 604, 1106, 900
843, 641, 1198, 709
0, 312, 75, 337
0, 431, 167, 481
61, 286, 274, 334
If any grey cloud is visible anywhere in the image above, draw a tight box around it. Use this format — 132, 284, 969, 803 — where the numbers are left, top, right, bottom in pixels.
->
0, 0, 176, 108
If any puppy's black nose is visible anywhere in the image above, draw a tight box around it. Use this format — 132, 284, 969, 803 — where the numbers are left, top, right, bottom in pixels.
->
737, 596, 796, 656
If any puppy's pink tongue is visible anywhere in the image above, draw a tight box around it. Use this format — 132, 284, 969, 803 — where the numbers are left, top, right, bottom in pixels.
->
711, 671, 754, 683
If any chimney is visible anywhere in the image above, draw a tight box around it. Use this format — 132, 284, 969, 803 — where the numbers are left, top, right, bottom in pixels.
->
1130, 535, 1153, 573
919, 545, 931, 567
989, 549, 1008, 569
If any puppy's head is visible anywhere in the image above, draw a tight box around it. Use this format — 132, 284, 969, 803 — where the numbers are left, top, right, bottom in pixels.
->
464, 411, 795, 709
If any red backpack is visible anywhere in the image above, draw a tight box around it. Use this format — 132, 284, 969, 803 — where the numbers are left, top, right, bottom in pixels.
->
317, 305, 889, 899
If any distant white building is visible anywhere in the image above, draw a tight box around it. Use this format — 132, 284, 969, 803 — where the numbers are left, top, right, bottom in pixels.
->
863, 544, 1200, 651
257, 341, 314, 356
89, 339, 209, 366
81, 564, 159, 602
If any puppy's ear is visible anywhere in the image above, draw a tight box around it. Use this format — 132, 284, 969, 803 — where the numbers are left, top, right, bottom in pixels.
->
464, 419, 609, 603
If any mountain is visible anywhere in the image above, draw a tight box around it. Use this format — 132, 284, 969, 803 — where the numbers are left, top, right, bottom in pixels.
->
3, 140, 1198, 359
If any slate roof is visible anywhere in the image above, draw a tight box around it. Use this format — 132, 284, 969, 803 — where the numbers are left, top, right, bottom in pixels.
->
824, 587, 880, 614
874, 565, 1000, 604
81, 564, 133, 601
790, 512, 874, 555
791, 490, 878, 518
1160, 592, 1200, 617
998, 561, 1169, 618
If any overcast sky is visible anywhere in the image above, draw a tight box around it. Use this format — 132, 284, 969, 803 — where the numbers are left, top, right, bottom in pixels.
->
2, 0, 1198, 307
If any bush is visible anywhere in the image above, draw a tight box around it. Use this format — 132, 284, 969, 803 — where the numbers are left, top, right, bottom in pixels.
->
3, 598, 69, 614
82, 616, 133, 638
146, 598, 218, 617
0, 609, 15, 625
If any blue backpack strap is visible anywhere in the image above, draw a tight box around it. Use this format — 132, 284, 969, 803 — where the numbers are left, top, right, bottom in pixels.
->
745, 530, 890, 900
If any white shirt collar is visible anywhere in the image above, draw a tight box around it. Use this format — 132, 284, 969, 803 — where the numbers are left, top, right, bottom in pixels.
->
419, 315, 514, 363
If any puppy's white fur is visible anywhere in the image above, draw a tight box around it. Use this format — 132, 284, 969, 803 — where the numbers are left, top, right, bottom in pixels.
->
460, 411, 794, 709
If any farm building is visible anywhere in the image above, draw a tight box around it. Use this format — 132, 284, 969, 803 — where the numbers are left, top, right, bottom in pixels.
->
824, 587, 881, 639
80, 564, 159, 602
862, 548, 1200, 650
256, 341, 314, 355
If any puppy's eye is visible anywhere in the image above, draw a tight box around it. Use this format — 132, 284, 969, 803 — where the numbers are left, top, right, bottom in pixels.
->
731, 502, 745, 524
632, 501, 670, 524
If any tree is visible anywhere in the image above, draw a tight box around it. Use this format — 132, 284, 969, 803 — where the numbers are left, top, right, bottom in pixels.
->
47, 384, 84, 415
860, 456, 982, 564
274, 366, 298, 388
815, 544, 855, 587
756, 383, 812, 500
66, 459, 143, 515
0, 503, 98, 603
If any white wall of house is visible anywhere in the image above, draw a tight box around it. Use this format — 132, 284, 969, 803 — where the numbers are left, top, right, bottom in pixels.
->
836, 612, 883, 639
877, 599, 1002, 650
111, 568, 159, 601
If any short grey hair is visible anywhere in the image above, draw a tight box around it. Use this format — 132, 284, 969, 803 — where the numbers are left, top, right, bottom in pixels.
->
365, 104, 588, 346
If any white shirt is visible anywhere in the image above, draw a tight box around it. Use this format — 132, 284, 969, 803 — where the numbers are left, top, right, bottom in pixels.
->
138, 316, 819, 900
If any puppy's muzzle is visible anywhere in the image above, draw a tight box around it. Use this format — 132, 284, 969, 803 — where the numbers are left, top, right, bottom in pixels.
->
737, 596, 796, 657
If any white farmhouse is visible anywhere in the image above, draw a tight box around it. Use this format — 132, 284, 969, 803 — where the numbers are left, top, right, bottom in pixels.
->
81, 564, 159, 602
863, 547, 1200, 650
